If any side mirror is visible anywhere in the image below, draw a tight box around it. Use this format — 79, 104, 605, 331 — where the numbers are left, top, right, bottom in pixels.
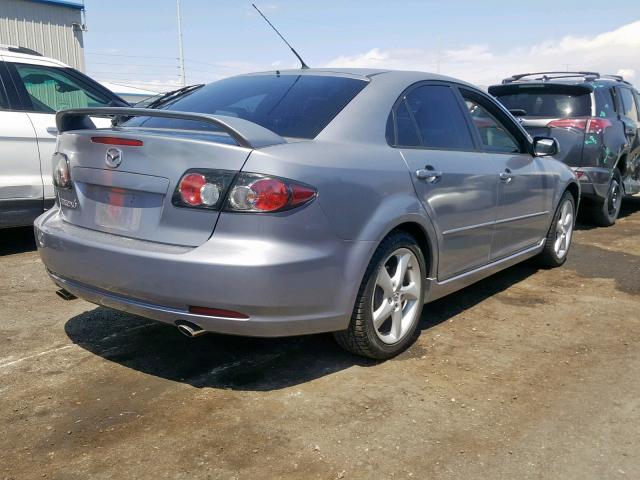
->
533, 136, 559, 157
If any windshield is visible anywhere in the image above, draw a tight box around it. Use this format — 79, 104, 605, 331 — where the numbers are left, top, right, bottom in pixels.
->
125, 74, 368, 139
495, 87, 592, 118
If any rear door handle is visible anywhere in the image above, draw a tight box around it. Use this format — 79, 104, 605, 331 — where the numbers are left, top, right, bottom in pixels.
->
499, 169, 514, 183
416, 168, 443, 183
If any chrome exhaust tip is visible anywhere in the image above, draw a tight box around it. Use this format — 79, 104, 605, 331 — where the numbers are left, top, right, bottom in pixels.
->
56, 288, 77, 301
175, 321, 206, 338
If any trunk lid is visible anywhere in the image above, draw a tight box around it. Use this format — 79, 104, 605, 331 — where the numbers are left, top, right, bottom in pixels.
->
56, 128, 252, 246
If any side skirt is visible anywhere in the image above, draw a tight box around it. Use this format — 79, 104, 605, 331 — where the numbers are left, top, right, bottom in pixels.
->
424, 239, 545, 303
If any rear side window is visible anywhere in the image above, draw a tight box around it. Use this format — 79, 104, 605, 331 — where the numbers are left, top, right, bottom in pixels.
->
404, 85, 474, 150
618, 88, 639, 122
495, 87, 592, 118
593, 85, 616, 117
127, 74, 367, 139
12, 63, 112, 112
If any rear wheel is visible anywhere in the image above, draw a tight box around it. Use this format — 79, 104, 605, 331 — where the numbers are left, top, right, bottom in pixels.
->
334, 232, 425, 359
537, 191, 575, 268
592, 169, 622, 227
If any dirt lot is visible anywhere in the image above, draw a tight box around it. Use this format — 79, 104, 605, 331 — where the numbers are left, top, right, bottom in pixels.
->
1, 199, 639, 480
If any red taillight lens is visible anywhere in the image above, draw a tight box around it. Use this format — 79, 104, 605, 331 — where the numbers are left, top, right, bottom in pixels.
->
52, 152, 71, 189
172, 169, 236, 210
547, 117, 611, 134
250, 178, 289, 211
189, 306, 249, 319
179, 173, 206, 206
586, 118, 612, 134
91, 136, 143, 146
226, 174, 317, 213
547, 118, 588, 131
290, 184, 317, 207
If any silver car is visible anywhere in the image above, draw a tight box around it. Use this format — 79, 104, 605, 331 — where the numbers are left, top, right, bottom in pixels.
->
35, 69, 579, 359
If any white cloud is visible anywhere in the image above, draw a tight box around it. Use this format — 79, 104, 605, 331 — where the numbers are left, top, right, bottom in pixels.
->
324, 20, 640, 86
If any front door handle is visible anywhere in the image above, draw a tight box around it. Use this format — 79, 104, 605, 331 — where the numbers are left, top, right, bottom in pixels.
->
499, 169, 514, 183
46, 127, 58, 136
416, 167, 443, 183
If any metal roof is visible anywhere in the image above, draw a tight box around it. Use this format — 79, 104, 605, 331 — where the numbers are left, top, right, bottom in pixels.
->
27, 0, 84, 10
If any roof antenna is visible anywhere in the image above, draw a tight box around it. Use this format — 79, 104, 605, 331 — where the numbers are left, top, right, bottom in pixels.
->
252, 3, 309, 69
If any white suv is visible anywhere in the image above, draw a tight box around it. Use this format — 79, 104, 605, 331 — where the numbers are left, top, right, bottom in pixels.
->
0, 45, 127, 228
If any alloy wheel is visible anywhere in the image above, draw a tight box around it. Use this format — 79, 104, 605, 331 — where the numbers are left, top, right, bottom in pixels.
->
554, 199, 574, 259
371, 248, 422, 344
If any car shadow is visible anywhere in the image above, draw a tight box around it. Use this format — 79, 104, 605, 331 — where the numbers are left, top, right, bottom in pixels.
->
64, 262, 538, 392
0, 226, 37, 256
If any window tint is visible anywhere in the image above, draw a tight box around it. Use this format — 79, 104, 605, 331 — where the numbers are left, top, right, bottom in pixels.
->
13, 64, 112, 112
618, 88, 639, 122
393, 100, 420, 146
127, 74, 367, 139
495, 89, 592, 118
0, 80, 8, 109
464, 99, 519, 153
593, 85, 616, 117
404, 85, 474, 150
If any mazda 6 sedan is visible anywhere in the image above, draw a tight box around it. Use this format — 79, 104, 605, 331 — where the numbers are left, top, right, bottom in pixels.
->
35, 68, 579, 359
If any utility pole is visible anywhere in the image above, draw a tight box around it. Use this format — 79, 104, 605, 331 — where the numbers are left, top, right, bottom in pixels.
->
176, 0, 186, 86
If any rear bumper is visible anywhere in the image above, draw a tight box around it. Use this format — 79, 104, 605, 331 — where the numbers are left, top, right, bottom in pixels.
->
572, 167, 612, 200
35, 208, 373, 337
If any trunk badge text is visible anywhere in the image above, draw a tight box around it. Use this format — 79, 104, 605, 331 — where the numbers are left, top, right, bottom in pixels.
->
105, 148, 123, 168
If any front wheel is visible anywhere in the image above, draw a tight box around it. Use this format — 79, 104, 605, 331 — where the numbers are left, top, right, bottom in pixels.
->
334, 232, 426, 359
537, 191, 576, 268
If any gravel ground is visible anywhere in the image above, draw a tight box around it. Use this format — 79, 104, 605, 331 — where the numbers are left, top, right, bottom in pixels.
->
1, 198, 639, 480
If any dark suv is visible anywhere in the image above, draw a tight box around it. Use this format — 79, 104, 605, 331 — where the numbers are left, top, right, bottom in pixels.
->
489, 72, 640, 226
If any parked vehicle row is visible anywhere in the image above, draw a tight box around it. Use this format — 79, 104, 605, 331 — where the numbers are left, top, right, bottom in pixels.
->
4, 44, 635, 359
34, 68, 579, 359
489, 71, 640, 226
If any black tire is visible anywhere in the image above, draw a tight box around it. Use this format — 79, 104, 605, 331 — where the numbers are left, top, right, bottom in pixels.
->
334, 231, 426, 359
591, 169, 622, 227
537, 191, 576, 269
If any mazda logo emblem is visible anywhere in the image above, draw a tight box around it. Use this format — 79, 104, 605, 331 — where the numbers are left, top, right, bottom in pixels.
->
105, 147, 122, 168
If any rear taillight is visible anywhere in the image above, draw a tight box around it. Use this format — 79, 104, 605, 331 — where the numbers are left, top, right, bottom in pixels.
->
52, 152, 71, 189
226, 173, 317, 213
547, 117, 611, 134
172, 169, 236, 210
173, 170, 317, 213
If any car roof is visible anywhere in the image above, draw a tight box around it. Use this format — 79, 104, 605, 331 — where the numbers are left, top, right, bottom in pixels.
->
0, 45, 69, 67
236, 67, 481, 90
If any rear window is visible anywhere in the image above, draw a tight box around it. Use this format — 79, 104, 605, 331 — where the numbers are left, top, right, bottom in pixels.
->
126, 74, 368, 139
494, 86, 592, 118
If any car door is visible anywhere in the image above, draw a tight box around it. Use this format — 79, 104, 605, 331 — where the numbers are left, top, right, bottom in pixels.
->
0, 60, 44, 227
459, 88, 551, 259
617, 86, 640, 192
390, 82, 500, 280
6, 61, 118, 201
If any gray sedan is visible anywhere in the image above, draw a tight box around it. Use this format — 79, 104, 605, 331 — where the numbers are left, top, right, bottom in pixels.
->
35, 69, 579, 359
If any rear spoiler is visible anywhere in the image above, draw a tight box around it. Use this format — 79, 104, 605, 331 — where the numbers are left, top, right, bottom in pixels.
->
488, 83, 593, 97
55, 107, 287, 149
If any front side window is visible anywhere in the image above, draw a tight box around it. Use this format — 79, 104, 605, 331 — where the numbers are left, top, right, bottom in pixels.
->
404, 85, 474, 150
13, 63, 112, 112
464, 98, 520, 153
127, 74, 368, 139
618, 88, 639, 122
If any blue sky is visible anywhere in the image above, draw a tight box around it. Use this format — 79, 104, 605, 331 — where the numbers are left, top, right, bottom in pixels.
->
83, 1, 640, 92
